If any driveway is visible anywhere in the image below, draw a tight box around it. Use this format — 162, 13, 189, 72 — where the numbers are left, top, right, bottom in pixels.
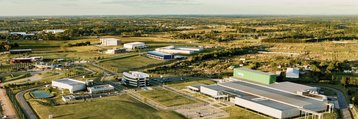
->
319, 86, 352, 119
15, 87, 39, 119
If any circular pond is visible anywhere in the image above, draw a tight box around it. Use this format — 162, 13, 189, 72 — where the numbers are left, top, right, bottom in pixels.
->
31, 90, 52, 99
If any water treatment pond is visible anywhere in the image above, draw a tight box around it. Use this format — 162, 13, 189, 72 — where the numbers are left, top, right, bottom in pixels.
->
31, 90, 52, 98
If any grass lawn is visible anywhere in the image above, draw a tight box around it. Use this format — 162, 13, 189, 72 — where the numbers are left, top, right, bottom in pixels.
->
0, 72, 31, 82
223, 106, 271, 119
28, 95, 185, 119
167, 78, 216, 90
99, 55, 166, 73
139, 87, 198, 107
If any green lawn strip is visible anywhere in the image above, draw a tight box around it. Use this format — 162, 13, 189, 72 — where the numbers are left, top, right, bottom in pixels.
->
139, 88, 198, 107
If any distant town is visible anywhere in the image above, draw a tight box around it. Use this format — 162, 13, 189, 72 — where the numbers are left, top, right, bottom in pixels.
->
0, 15, 358, 119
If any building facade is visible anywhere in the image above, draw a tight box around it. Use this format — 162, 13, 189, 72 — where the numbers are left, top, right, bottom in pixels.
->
147, 51, 175, 60
233, 68, 276, 85
122, 71, 150, 87
52, 78, 86, 93
100, 38, 121, 46
123, 42, 146, 50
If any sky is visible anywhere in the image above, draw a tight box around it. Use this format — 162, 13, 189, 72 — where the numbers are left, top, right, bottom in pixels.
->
0, 0, 358, 16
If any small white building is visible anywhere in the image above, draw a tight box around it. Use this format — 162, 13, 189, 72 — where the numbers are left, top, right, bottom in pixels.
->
62, 95, 75, 102
100, 38, 121, 46
10, 32, 34, 36
43, 29, 65, 34
155, 46, 203, 54
286, 68, 300, 79
104, 48, 126, 54
52, 78, 86, 93
200, 85, 228, 99
87, 84, 115, 94
123, 42, 146, 50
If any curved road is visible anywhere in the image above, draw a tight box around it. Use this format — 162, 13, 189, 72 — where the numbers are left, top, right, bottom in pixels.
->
16, 87, 39, 119
319, 86, 353, 119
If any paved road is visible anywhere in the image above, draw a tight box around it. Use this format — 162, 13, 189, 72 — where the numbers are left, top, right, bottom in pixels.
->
319, 86, 353, 119
0, 89, 18, 119
16, 87, 39, 119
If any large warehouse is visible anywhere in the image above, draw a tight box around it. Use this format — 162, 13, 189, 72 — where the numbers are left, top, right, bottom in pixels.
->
123, 42, 146, 50
122, 71, 150, 87
52, 78, 86, 93
9, 49, 32, 54
193, 68, 333, 119
147, 51, 175, 60
155, 46, 203, 54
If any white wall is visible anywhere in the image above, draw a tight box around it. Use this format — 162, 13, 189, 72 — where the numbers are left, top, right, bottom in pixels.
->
52, 81, 86, 93
200, 86, 219, 97
234, 97, 300, 119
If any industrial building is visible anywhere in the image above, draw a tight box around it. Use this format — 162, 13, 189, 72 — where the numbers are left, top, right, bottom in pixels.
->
100, 38, 121, 46
123, 42, 146, 50
104, 48, 126, 54
286, 68, 300, 79
9, 49, 32, 54
233, 68, 276, 85
10, 58, 32, 64
10, 32, 35, 36
52, 78, 86, 93
155, 46, 203, 54
122, 71, 150, 87
87, 84, 115, 94
147, 51, 175, 60
43, 29, 65, 34
10, 57, 43, 64
191, 68, 333, 119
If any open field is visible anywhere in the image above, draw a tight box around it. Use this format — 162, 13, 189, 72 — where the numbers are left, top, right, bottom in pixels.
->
28, 95, 185, 119
138, 87, 198, 107
99, 55, 166, 73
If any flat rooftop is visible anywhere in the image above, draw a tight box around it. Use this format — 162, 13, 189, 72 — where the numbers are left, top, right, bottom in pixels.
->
148, 51, 173, 56
202, 85, 297, 111
53, 78, 85, 86
269, 82, 317, 93
219, 80, 327, 111
88, 84, 114, 89
123, 71, 149, 79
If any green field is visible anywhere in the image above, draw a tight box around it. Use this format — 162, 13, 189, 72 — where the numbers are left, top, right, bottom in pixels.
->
99, 55, 166, 73
223, 106, 271, 119
139, 88, 198, 107
28, 95, 185, 119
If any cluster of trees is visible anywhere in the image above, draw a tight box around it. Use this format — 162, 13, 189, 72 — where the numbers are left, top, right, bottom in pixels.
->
67, 41, 91, 47
0, 17, 217, 40
174, 31, 237, 42
147, 46, 262, 76
0, 42, 19, 51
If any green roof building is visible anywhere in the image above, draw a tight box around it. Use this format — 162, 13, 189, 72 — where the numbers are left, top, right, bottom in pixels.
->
233, 68, 276, 85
